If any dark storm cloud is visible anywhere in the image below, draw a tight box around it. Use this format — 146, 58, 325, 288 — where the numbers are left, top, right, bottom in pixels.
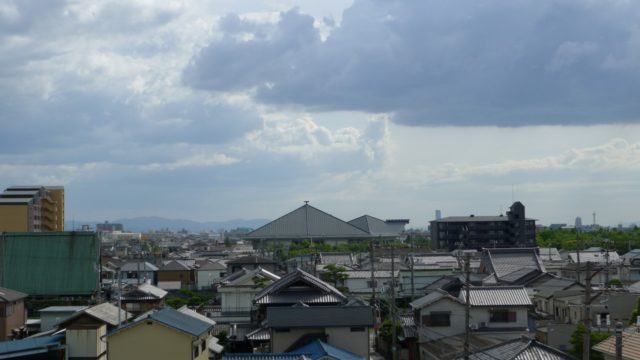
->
184, 0, 640, 126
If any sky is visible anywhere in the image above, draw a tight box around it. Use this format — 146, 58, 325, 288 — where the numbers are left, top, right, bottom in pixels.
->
2, 0, 640, 228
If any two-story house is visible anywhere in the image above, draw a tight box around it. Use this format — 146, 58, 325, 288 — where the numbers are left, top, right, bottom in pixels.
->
411, 285, 533, 356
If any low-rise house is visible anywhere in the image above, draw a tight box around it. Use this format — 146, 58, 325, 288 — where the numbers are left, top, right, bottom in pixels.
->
552, 289, 639, 327
267, 305, 373, 358
622, 249, 640, 282
0, 287, 27, 341
479, 248, 546, 285
411, 286, 532, 344
195, 259, 227, 290
58, 302, 131, 360
107, 307, 215, 360
564, 250, 622, 285
227, 256, 277, 274
39, 306, 87, 332
528, 276, 583, 316
158, 260, 196, 290
119, 283, 167, 315
342, 270, 398, 297
118, 261, 159, 285
213, 267, 280, 325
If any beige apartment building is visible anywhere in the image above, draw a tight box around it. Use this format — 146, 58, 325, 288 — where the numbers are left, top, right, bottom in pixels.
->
0, 186, 64, 232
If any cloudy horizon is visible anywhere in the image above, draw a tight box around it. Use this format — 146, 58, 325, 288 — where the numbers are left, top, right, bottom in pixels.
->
2, 0, 640, 228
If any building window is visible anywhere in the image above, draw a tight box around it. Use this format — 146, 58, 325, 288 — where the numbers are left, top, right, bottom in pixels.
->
421, 312, 451, 327
489, 310, 517, 323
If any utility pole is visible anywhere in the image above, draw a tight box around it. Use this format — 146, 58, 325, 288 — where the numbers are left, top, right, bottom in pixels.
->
410, 235, 415, 301
604, 239, 610, 289
390, 243, 397, 360
117, 267, 122, 328
576, 229, 582, 284
583, 261, 592, 360
615, 321, 623, 360
370, 238, 376, 304
464, 253, 471, 360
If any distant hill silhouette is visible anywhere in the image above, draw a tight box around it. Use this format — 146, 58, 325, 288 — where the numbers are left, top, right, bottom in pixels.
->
65, 216, 270, 233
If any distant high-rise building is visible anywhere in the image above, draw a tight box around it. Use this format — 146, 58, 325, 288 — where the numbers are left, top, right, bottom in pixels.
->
435, 209, 442, 220
430, 201, 536, 251
575, 216, 583, 229
0, 186, 64, 232
96, 221, 124, 233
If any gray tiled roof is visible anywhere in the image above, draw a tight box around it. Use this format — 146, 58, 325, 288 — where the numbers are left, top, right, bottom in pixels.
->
120, 261, 159, 272
348, 215, 402, 236
148, 307, 212, 336
255, 269, 346, 305
482, 248, 545, 281
267, 305, 374, 328
223, 354, 309, 360
460, 286, 532, 307
245, 204, 371, 239
458, 336, 575, 359
0, 286, 28, 302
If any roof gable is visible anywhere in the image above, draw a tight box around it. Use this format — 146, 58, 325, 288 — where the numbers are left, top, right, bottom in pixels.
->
255, 269, 346, 305
245, 204, 370, 239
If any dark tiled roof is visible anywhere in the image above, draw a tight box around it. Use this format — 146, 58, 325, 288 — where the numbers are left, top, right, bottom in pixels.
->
245, 204, 371, 239
255, 269, 346, 305
0, 286, 28, 302
267, 306, 374, 328
227, 256, 276, 265
159, 260, 192, 271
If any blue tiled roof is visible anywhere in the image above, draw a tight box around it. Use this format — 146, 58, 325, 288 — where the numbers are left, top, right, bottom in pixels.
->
290, 340, 365, 360
223, 354, 309, 360
0, 334, 64, 356
149, 307, 212, 336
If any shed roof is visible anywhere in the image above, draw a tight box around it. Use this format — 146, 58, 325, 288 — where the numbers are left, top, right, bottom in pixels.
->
245, 204, 371, 239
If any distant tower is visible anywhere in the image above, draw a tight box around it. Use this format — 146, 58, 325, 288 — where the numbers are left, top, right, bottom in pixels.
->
593, 211, 597, 225
435, 209, 442, 220
575, 216, 582, 230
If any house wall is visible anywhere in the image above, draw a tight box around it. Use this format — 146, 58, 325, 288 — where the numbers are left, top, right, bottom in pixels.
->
469, 307, 529, 330
0, 300, 25, 340
41, 310, 79, 332
272, 327, 325, 352
326, 326, 370, 358
417, 298, 466, 342
67, 325, 107, 358
196, 270, 224, 290
108, 320, 209, 360
158, 270, 194, 288
220, 287, 257, 311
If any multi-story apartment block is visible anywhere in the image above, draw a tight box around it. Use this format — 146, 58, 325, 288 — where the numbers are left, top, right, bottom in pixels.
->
430, 201, 536, 251
0, 185, 64, 232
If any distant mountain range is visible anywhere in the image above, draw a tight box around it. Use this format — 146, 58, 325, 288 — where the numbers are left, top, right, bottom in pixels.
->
65, 216, 270, 233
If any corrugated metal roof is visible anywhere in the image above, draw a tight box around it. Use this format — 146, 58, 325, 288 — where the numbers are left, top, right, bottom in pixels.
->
593, 330, 640, 359
245, 204, 371, 239
0, 232, 100, 296
460, 286, 532, 307
0, 334, 64, 356
246, 327, 270, 341
458, 336, 575, 360
267, 306, 374, 328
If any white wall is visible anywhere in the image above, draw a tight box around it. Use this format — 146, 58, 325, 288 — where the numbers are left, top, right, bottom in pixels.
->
67, 326, 107, 358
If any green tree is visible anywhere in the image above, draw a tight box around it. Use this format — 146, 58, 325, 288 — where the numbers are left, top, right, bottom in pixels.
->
379, 319, 403, 344
252, 276, 269, 289
320, 264, 348, 289
629, 297, 640, 325
570, 323, 610, 360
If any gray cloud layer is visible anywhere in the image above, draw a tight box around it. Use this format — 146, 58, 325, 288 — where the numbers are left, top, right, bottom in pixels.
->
185, 0, 640, 126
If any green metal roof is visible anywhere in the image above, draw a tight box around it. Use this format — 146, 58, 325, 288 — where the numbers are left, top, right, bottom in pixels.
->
0, 232, 100, 296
